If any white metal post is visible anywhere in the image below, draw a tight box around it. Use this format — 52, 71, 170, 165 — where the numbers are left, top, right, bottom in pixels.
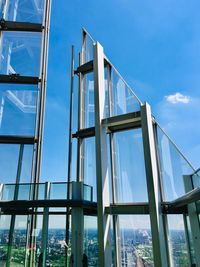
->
141, 103, 168, 267
94, 42, 112, 266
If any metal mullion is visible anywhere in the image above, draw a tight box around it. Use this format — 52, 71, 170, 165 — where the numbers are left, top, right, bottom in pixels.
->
33, 0, 51, 184
0, 74, 39, 84
77, 51, 85, 182
0, 20, 43, 32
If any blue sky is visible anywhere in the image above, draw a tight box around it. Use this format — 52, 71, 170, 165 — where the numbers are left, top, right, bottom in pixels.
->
41, 0, 200, 181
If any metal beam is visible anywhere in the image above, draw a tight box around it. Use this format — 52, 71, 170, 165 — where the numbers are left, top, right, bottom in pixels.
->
0, 199, 97, 209
102, 111, 141, 132
0, 74, 39, 84
105, 203, 149, 215
0, 136, 36, 144
169, 187, 200, 207
0, 20, 43, 32
72, 127, 95, 139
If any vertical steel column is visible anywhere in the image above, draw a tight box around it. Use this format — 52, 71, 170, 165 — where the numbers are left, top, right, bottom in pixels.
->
41, 182, 50, 267
71, 182, 84, 267
34, 0, 51, 184
76, 52, 84, 182
184, 175, 200, 266
141, 103, 168, 267
94, 42, 112, 266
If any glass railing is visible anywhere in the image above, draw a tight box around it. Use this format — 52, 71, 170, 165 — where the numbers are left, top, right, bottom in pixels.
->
82, 30, 95, 64
156, 124, 195, 201
0, 182, 93, 202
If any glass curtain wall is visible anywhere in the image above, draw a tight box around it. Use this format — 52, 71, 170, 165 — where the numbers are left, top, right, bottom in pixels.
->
0, 1, 50, 266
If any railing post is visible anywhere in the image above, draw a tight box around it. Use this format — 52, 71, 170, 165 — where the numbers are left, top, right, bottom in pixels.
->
41, 182, 50, 267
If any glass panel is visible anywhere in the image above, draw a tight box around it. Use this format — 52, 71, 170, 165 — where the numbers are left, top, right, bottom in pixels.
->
83, 137, 97, 202
111, 69, 140, 116
1, 184, 15, 200
84, 216, 98, 266
0, 31, 42, 76
10, 215, 28, 267
0, 215, 11, 267
83, 185, 92, 201
50, 183, 68, 200
48, 215, 68, 267
2, 0, 45, 23
118, 215, 154, 266
82, 33, 94, 63
20, 145, 34, 182
156, 126, 194, 201
82, 72, 94, 129
167, 215, 190, 267
114, 128, 148, 203
0, 144, 34, 184
104, 66, 109, 118
0, 144, 19, 184
0, 84, 38, 136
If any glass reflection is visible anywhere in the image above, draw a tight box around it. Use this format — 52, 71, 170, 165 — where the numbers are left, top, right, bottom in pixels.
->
0, 144, 34, 184
84, 216, 98, 267
48, 215, 68, 267
10, 215, 28, 267
167, 215, 190, 267
82, 33, 94, 63
82, 72, 94, 128
2, 0, 45, 23
156, 126, 194, 201
0, 84, 38, 136
0, 144, 19, 184
0, 215, 11, 267
83, 137, 97, 201
114, 128, 148, 203
118, 215, 154, 266
111, 69, 140, 116
0, 32, 42, 76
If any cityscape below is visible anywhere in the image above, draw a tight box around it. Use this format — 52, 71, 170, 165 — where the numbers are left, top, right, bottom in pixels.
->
0, 228, 189, 266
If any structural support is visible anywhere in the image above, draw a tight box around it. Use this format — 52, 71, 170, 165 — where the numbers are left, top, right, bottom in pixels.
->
41, 182, 50, 267
141, 103, 168, 267
184, 175, 200, 267
94, 42, 112, 266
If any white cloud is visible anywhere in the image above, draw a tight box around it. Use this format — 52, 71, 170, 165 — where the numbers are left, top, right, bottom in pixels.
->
165, 92, 190, 104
